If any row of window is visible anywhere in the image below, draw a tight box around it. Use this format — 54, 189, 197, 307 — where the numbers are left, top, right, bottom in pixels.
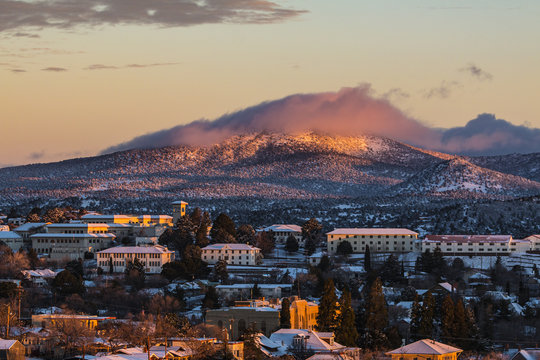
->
204, 249, 253, 254
35, 238, 105, 244
331, 234, 414, 239
99, 252, 163, 259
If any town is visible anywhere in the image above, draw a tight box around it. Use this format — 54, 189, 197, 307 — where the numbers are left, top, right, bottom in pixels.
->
0, 201, 539, 360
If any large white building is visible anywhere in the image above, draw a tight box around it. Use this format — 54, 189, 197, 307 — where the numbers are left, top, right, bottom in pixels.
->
326, 228, 418, 254
259, 225, 303, 246
0, 231, 24, 252
422, 235, 531, 255
526, 235, 540, 252
45, 223, 132, 237
31, 233, 116, 261
201, 244, 261, 266
96, 245, 175, 274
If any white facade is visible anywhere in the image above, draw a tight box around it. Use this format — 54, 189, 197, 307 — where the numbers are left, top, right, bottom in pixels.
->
260, 225, 303, 246
201, 243, 261, 266
31, 233, 115, 261
421, 235, 531, 255
326, 228, 418, 255
0, 231, 24, 252
526, 235, 540, 252
96, 245, 175, 274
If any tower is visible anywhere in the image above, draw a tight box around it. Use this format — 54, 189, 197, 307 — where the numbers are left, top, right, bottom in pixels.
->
171, 201, 188, 224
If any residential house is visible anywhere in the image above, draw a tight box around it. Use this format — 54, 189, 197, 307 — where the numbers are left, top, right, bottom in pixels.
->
385, 339, 462, 360
0, 339, 25, 360
511, 348, 540, 360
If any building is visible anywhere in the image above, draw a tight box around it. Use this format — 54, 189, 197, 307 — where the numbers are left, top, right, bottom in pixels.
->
511, 348, 540, 360
31, 233, 116, 261
31, 314, 115, 330
96, 245, 175, 274
526, 235, 540, 252
13, 222, 49, 244
81, 214, 139, 224
216, 284, 293, 300
289, 298, 318, 331
0, 231, 23, 252
172, 201, 188, 224
138, 215, 174, 226
326, 228, 418, 255
21, 269, 57, 286
259, 225, 303, 246
0, 339, 25, 360
385, 339, 462, 360
201, 244, 261, 266
421, 235, 531, 255
45, 223, 132, 238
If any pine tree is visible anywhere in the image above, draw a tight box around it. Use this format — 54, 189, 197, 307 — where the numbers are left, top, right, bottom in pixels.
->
210, 213, 236, 241
364, 246, 371, 272
316, 279, 339, 332
252, 283, 262, 299
280, 298, 291, 328
410, 295, 422, 341
285, 235, 299, 253
365, 277, 388, 332
419, 292, 435, 338
214, 259, 228, 283
453, 298, 467, 339
441, 295, 455, 341
336, 287, 358, 346
108, 257, 114, 274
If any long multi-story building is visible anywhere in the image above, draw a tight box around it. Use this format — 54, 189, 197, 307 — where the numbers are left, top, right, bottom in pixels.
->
96, 245, 175, 274
326, 228, 418, 254
422, 235, 531, 255
45, 223, 132, 237
259, 224, 303, 246
201, 243, 261, 266
31, 233, 116, 261
526, 235, 540, 253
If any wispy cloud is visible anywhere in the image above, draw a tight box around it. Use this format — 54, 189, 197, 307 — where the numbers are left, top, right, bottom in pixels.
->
41, 67, 67, 72
85, 62, 180, 70
10, 68, 25, 73
0, 0, 306, 33
12, 32, 40, 38
423, 81, 461, 99
460, 63, 493, 81
383, 88, 410, 101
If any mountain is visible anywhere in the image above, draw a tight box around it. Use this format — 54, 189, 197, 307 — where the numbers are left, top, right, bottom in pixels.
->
0, 132, 539, 205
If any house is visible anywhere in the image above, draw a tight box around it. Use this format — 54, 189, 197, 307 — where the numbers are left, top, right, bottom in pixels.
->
0, 231, 24, 252
511, 348, 540, 360
31, 233, 116, 261
96, 245, 175, 274
326, 228, 418, 255
385, 339, 462, 360
0, 339, 25, 360
201, 244, 261, 266
259, 225, 303, 246
21, 269, 57, 286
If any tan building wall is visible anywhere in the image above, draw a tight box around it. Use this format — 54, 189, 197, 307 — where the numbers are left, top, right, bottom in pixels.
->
96, 245, 175, 274
31, 233, 115, 261
172, 201, 188, 224
327, 229, 418, 255
206, 307, 280, 340
290, 299, 318, 330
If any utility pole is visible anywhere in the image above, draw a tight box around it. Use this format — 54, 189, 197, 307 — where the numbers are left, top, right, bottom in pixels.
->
5, 304, 10, 338
17, 284, 22, 323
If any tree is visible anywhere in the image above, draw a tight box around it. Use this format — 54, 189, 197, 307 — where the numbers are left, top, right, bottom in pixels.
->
125, 258, 146, 290
316, 279, 339, 332
252, 283, 262, 299
336, 241, 353, 256
280, 298, 291, 328
179, 245, 209, 280
202, 287, 220, 310
365, 277, 388, 332
418, 292, 435, 338
52, 270, 85, 297
381, 255, 402, 284
256, 231, 274, 256
42, 207, 66, 223
441, 295, 455, 341
453, 298, 467, 339
364, 246, 371, 272
214, 259, 228, 283
237, 225, 256, 245
53, 316, 95, 359
108, 257, 114, 274
302, 218, 322, 255
285, 235, 299, 253
410, 295, 422, 340
210, 213, 236, 241
0, 282, 17, 299
336, 287, 358, 346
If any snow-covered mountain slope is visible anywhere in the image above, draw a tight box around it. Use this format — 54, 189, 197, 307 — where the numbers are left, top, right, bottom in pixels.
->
0, 132, 538, 202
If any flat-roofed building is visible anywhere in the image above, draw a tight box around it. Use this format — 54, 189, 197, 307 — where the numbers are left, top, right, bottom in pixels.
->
31, 233, 115, 261
201, 243, 261, 266
81, 214, 139, 224
96, 245, 174, 274
172, 201, 188, 224
45, 223, 132, 238
421, 235, 530, 255
525, 235, 540, 253
326, 228, 418, 255
138, 215, 173, 226
31, 314, 115, 330
0, 231, 24, 252
259, 224, 303, 246
216, 284, 293, 300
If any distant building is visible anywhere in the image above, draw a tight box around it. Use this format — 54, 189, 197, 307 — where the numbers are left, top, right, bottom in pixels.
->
216, 284, 293, 300
422, 235, 531, 255
21, 269, 57, 286
201, 243, 261, 266
172, 201, 188, 224
525, 235, 540, 253
13, 222, 49, 245
511, 348, 540, 360
96, 245, 175, 274
0, 339, 26, 360
385, 339, 462, 360
0, 231, 23, 252
289, 298, 318, 331
326, 228, 418, 255
31, 233, 115, 261
45, 223, 131, 238
259, 225, 303, 246
31, 314, 115, 330
81, 214, 139, 224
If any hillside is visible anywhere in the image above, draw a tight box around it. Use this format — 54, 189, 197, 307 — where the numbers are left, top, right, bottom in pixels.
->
0, 132, 539, 205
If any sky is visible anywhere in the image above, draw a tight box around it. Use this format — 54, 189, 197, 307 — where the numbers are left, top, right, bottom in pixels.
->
1, 0, 540, 166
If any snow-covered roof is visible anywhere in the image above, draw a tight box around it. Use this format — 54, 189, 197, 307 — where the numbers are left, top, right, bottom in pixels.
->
46, 223, 130, 228
22, 269, 56, 278
171, 201, 188, 205
97, 245, 173, 254
261, 224, 302, 233
13, 222, 48, 232
512, 349, 540, 360
81, 214, 133, 220
0, 231, 22, 239
202, 243, 260, 251
0, 340, 19, 350
438, 282, 455, 293
327, 228, 418, 236
31, 233, 115, 238
269, 329, 344, 352
424, 235, 512, 243
386, 339, 462, 355
469, 272, 491, 280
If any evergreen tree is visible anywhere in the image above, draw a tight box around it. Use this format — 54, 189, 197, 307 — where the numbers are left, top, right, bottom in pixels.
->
410, 295, 422, 341
202, 287, 220, 310
280, 298, 291, 328
302, 218, 322, 255
237, 224, 257, 245
364, 246, 371, 272
365, 277, 388, 332
316, 279, 339, 332
418, 292, 435, 338
336, 287, 358, 346
108, 257, 114, 274
252, 283, 262, 299
52, 270, 85, 297
441, 295, 455, 341
337, 241, 353, 256
285, 235, 299, 253
381, 255, 402, 284
256, 232, 274, 256
214, 259, 228, 283
453, 298, 467, 339
210, 213, 236, 241
125, 258, 146, 289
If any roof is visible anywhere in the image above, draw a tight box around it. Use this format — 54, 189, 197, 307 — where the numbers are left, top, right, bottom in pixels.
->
172, 201, 188, 205
216, 284, 292, 290
0, 340, 18, 350
202, 243, 260, 251
512, 349, 540, 360
327, 228, 418, 236
424, 235, 512, 243
269, 329, 344, 352
97, 245, 173, 254
0, 231, 22, 239
81, 214, 135, 220
13, 222, 49, 232
22, 269, 57, 278
386, 339, 462, 355
31, 233, 115, 238
261, 224, 302, 233
137, 215, 172, 220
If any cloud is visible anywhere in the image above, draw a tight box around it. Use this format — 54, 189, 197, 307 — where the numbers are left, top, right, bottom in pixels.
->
460, 63, 493, 81
10, 69, 25, 73
0, 0, 306, 33
12, 32, 40, 38
101, 87, 540, 156
85, 62, 180, 70
382, 88, 410, 101
28, 151, 45, 160
41, 67, 67, 72
423, 81, 461, 99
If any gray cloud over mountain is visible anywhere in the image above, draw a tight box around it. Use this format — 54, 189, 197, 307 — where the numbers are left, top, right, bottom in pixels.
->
0, 0, 305, 33
102, 86, 540, 156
